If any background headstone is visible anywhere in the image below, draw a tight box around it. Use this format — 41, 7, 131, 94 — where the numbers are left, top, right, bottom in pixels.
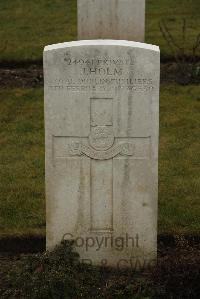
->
77, 0, 145, 42
44, 40, 160, 268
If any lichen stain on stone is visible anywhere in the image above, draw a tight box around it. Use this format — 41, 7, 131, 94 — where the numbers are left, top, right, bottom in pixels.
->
120, 158, 132, 230
127, 49, 135, 136
75, 158, 85, 232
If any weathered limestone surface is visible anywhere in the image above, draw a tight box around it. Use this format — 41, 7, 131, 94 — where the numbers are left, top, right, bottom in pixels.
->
77, 0, 145, 42
44, 40, 160, 268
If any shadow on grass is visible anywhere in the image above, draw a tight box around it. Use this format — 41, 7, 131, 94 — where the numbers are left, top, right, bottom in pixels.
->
0, 239, 199, 299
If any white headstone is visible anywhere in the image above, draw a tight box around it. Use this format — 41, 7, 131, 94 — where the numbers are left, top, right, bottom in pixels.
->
44, 40, 160, 269
77, 0, 145, 42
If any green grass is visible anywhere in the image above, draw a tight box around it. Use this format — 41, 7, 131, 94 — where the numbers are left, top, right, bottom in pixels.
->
0, 85, 199, 236
146, 0, 200, 59
0, 0, 199, 62
0, 0, 77, 62
0, 88, 45, 236
159, 84, 200, 234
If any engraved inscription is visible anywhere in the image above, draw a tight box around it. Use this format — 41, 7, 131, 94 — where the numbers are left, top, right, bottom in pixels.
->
47, 54, 154, 92
48, 77, 154, 92
53, 137, 151, 160
68, 142, 135, 160
63, 55, 135, 66
82, 67, 123, 76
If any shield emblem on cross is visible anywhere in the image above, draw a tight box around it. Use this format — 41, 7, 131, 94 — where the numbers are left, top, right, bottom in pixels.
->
89, 126, 114, 151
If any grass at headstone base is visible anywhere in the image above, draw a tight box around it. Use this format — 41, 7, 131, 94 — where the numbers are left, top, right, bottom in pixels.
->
0, 0, 200, 62
0, 84, 199, 238
1, 240, 200, 298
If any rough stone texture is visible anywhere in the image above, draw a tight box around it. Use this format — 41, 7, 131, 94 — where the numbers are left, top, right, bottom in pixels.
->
44, 40, 160, 268
77, 0, 145, 42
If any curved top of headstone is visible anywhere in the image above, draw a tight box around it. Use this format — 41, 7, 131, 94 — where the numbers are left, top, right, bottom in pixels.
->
44, 40, 159, 53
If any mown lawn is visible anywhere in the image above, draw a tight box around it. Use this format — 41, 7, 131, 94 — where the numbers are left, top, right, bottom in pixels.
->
0, 85, 199, 237
0, 89, 45, 236
159, 84, 200, 234
0, 0, 199, 62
